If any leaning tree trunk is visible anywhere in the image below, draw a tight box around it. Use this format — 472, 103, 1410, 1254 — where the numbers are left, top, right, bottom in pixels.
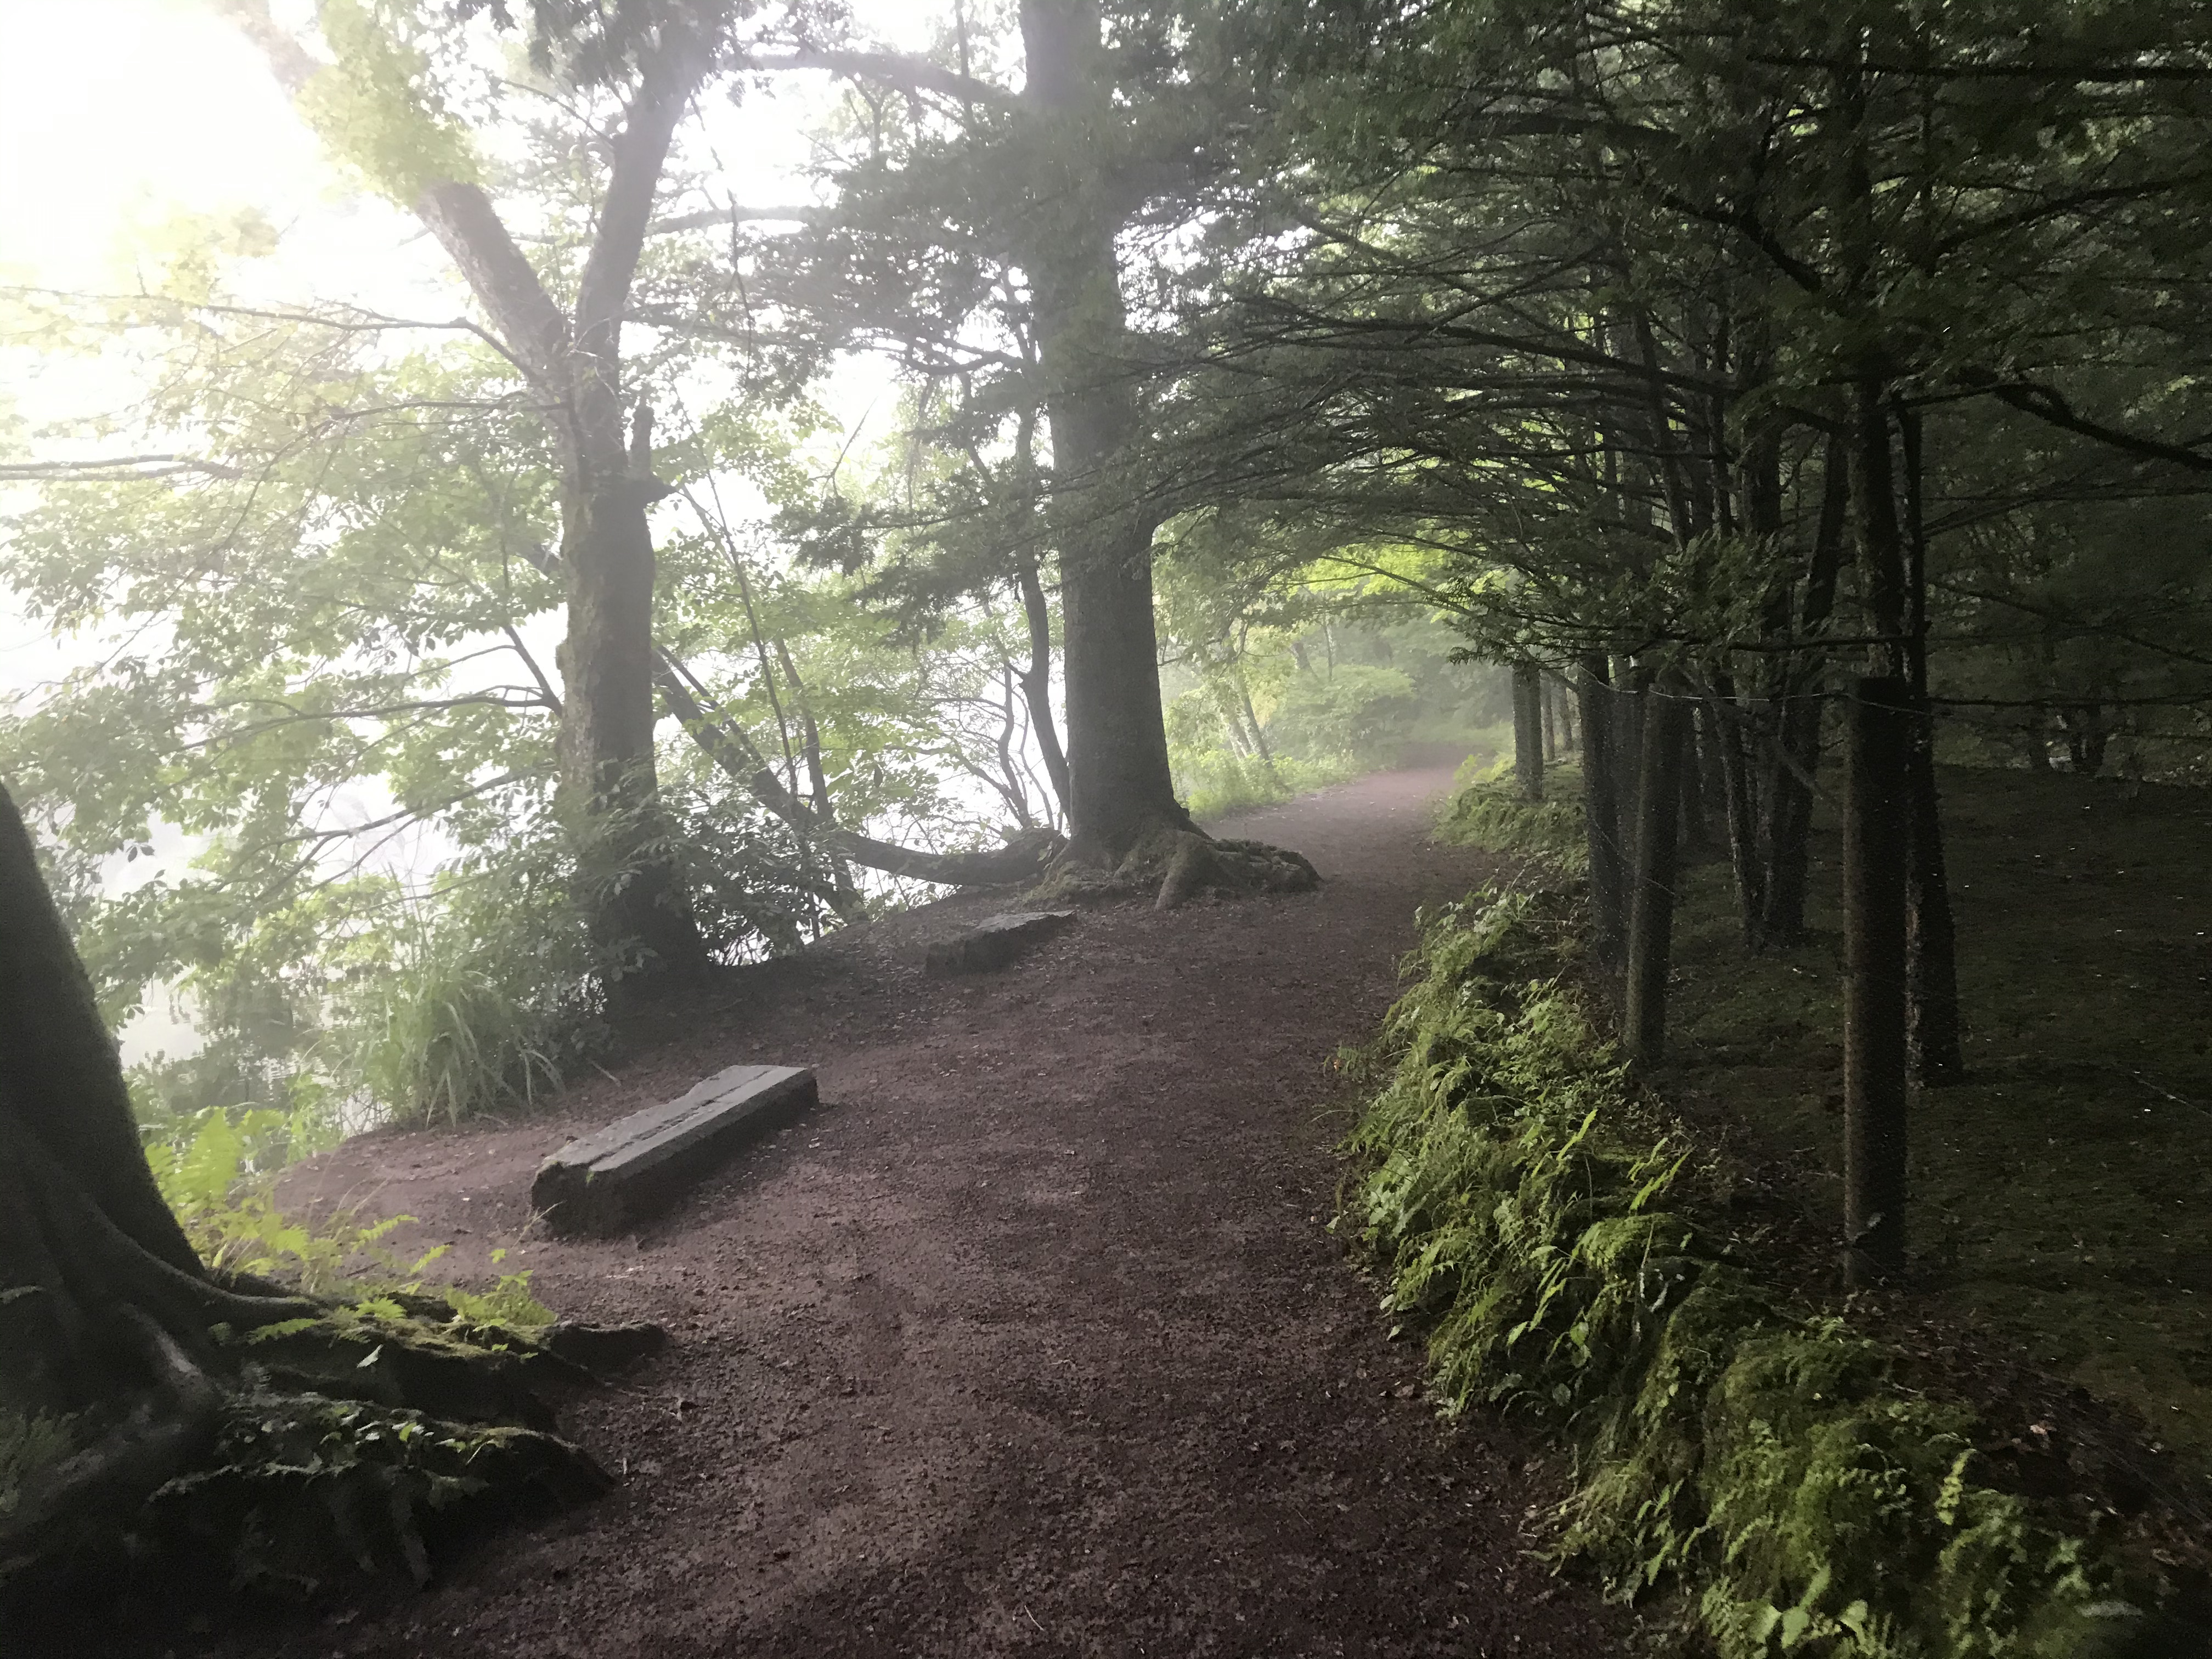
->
1015, 555, 1074, 817
0, 785, 311, 1381
1020, 0, 1189, 866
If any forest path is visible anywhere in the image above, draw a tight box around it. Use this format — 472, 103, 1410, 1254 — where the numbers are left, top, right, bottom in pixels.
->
233, 762, 1631, 1659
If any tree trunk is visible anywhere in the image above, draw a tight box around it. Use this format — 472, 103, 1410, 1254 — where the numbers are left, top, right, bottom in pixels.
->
1624, 689, 1690, 1063
1613, 658, 1646, 834
418, 45, 711, 983
1899, 407, 1963, 1086
225, 11, 712, 977
1020, 0, 1188, 864
1759, 693, 1825, 947
2061, 703, 2108, 775
1679, 710, 1711, 856
0, 787, 201, 1288
557, 451, 707, 980
1756, 436, 1848, 947
1904, 729, 1963, 1085
0, 780, 305, 1477
1578, 654, 1628, 964
1843, 678, 1913, 1286
1512, 662, 1545, 802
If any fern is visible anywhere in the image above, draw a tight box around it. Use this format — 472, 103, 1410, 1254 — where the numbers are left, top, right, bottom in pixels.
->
1341, 887, 2149, 1657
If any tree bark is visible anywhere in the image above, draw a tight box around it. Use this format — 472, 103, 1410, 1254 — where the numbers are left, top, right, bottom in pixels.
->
1577, 654, 1628, 964
1898, 408, 1963, 1084
1612, 658, 1646, 837
1511, 662, 1545, 802
1679, 713, 1711, 856
1019, 0, 1189, 864
1623, 688, 1689, 1063
0, 782, 313, 1420
1706, 685, 1763, 939
0, 789, 201, 1285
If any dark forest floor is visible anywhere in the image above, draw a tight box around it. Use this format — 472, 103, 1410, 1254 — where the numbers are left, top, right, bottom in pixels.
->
122, 762, 1640, 1659
1658, 764, 2212, 1483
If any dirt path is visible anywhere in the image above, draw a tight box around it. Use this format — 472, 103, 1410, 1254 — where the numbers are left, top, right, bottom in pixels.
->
191, 764, 1633, 1658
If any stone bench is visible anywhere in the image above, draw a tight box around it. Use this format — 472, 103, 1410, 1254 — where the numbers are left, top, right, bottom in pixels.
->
531, 1063, 817, 1235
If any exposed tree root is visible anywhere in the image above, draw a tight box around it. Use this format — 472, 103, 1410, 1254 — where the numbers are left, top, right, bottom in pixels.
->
2, 1289, 646, 1627
1023, 825, 1321, 911
0, 780, 646, 1635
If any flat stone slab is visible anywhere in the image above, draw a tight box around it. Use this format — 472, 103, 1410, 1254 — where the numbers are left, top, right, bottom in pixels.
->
531, 1063, 816, 1236
923, 910, 1076, 976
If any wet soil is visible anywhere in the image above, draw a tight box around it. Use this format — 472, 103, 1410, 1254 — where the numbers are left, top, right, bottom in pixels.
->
152, 764, 1639, 1658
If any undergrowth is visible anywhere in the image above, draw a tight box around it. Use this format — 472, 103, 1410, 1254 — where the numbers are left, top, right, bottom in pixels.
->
1340, 887, 2174, 1656
149, 1104, 551, 1328
1176, 748, 1361, 821
1438, 755, 1589, 871
140, 1387, 600, 1598
0, 1113, 584, 1610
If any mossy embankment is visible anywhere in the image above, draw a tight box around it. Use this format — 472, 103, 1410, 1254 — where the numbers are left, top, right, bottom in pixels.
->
1336, 766, 2212, 1655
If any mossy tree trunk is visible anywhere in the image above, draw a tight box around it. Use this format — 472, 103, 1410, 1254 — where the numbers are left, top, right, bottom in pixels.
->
0, 783, 612, 1612
0, 785, 318, 1530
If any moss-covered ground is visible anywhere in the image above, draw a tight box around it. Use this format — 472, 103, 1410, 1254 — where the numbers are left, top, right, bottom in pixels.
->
1657, 765, 2212, 1475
